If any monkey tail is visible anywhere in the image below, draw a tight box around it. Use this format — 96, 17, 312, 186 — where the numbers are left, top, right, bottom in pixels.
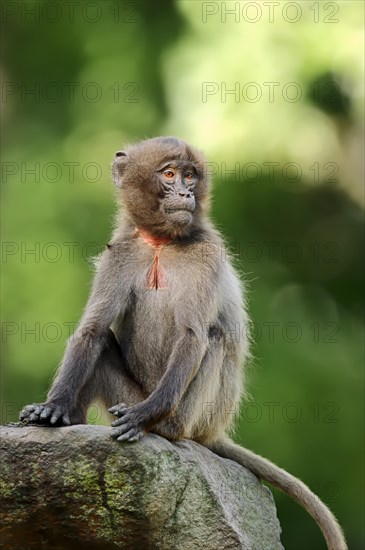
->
208, 438, 347, 550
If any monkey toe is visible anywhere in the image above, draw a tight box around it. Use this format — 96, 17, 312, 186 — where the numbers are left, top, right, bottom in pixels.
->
19, 409, 32, 420
28, 412, 41, 423
19, 404, 44, 423
62, 413, 71, 426
40, 406, 53, 420
50, 406, 63, 424
34, 402, 72, 426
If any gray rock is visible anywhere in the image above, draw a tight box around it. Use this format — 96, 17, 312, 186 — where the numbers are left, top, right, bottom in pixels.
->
0, 425, 283, 550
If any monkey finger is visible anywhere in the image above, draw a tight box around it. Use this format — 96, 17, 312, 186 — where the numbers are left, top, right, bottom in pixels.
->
111, 424, 129, 436
110, 408, 129, 417
34, 405, 44, 415
128, 432, 143, 442
28, 413, 40, 422
111, 416, 131, 427
111, 425, 132, 438
109, 404, 128, 415
116, 429, 139, 442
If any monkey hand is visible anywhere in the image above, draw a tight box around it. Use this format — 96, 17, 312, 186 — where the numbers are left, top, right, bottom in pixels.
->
19, 401, 71, 426
109, 403, 145, 442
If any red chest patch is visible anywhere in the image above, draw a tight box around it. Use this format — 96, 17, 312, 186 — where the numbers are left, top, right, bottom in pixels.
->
137, 228, 172, 289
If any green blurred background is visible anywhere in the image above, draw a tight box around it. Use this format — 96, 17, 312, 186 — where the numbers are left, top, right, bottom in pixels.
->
1, 1, 364, 548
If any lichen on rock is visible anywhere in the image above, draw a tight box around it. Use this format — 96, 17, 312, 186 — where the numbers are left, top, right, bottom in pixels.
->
0, 424, 283, 550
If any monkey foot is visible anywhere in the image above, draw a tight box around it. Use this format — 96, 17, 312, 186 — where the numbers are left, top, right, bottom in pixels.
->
19, 402, 71, 426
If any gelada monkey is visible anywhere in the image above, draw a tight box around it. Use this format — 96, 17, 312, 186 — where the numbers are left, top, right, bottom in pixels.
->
20, 137, 346, 550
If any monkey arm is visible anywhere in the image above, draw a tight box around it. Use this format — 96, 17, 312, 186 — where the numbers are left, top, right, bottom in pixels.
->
20, 249, 129, 425
110, 328, 208, 442
45, 310, 115, 414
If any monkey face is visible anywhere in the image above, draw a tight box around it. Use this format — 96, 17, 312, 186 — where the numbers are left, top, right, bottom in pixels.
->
155, 160, 197, 227
112, 137, 210, 238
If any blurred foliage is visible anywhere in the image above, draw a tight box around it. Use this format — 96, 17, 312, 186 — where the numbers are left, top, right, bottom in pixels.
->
1, 1, 364, 549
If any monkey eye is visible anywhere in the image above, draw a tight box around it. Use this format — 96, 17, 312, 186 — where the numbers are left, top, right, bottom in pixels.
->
185, 172, 194, 181
163, 169, 175, 179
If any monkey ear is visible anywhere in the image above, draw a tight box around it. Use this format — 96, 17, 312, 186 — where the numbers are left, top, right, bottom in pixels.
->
112, 151, 128, 188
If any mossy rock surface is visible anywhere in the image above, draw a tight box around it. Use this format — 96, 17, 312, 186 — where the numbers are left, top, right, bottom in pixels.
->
0, 425, 283, 550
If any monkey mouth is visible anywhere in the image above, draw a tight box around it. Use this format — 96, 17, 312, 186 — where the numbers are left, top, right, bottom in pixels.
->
164, 207, 194, 214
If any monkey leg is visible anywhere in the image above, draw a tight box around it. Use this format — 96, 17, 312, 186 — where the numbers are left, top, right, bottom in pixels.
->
72, 329, 146, 424
20, 329, 145, 426
152, 328, 239, 443
109, 327, 227, 443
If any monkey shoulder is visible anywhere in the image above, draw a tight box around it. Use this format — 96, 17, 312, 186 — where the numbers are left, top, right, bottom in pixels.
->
104, 238, 138, 264
93, 239, 139, 286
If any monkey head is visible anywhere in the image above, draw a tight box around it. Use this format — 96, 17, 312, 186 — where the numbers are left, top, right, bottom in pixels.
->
112, 137, 210, 238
